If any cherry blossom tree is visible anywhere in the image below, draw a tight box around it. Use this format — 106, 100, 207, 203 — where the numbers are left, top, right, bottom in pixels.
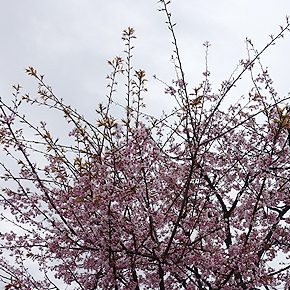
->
1, 1, 290, 289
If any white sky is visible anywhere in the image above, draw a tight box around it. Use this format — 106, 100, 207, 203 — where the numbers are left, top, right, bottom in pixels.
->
0, 0, 289, 121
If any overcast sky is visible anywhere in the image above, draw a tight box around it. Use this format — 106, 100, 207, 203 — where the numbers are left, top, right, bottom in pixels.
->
0, 0, 289, 123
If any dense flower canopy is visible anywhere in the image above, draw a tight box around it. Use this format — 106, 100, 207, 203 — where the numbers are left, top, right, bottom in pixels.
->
1, 1, 290, 289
